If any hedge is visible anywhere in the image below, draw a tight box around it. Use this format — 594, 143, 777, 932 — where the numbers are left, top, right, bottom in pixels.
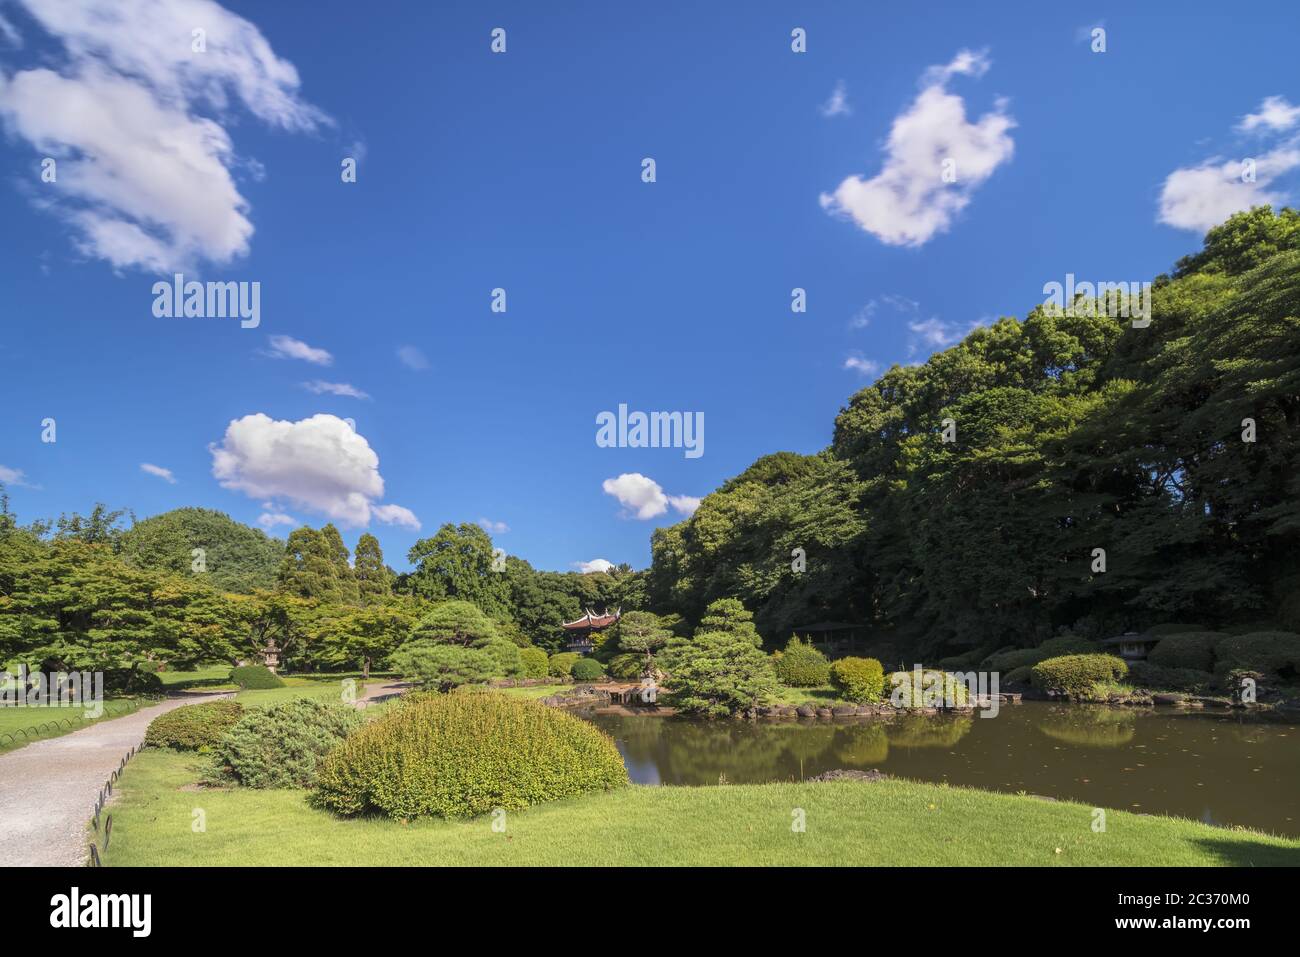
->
1212, 631, 1300, 677
829, 657, 885, 703
229, 664, 284, 689
1147, 632, 1223, 672
518, 647, 549, 679
571, 657, 604, 681
144, 700, 244, 751
774, 637, 830, 688
1030, 654, 1128, 698
313, 693, 628, 819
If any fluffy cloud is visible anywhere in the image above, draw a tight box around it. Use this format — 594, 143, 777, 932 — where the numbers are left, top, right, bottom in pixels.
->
1159, 99, 1300, 234
602, 473, 698, 520
843, 355, 880, 376
302, 380, 370, 400
266, 335, 332, 365
0, 464, 35, 487
257, 510, 295, 530
210, 413, 418, 529
574, 558, 614, 574
0, 0, 326, 271
820, 49, 1015, 247
478, 518, 509, 534
140, 462, 176, 483
396, 345, 430, 371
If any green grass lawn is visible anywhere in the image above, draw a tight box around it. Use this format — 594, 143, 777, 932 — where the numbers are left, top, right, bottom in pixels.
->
0, 697, 152, 754
772, 685, 846, 706
494, 683, 571, 700
233, 677, 368, 708
98, 748, 1300, 867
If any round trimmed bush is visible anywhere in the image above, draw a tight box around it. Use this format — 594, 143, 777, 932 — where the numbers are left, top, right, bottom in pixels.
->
571, 657, 604, 681
887, 670, 970, 708
519, 647, 549, 679
145, 699, 243, 751
313, 693, 628, 819
829, 657, 885, 703
1148, 631, 1222, 671
1030, 654, 1128, 698
774, 637, 830, 687
547, 652, 579, 678
210, 697, 363, 789
230, 664, 284, 689
982, 636, 1097, 673
1003, 665, 1033, 685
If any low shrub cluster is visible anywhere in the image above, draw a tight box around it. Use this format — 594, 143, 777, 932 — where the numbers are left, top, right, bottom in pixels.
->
144, 699, 243, 751
606, 654, 644, 679
230, 664, 284, 690
1126, 662, 1213, 693
571, 657, 604, 681
518, 647, 549, 679
210, 697, 363, 789
313, 693, 628, 819
1212, 631, 1300, 677
390, 643, 497, 692
548, 652, 579, 678
774, 637, 831, 688
829, 657, 885, 702
887, 669, 969, 707
981, 635, 1098, 673
102, 668, 165, 695
1030, 654, 1128, 698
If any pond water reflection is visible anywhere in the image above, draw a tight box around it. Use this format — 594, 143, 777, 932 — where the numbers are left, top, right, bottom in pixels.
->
584, 702, 1300, 836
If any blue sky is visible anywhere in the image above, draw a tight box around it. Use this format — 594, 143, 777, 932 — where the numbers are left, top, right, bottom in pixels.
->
2, 0, 1299, 572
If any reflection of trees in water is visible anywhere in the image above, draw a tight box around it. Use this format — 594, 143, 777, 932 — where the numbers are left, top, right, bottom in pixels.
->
1037, 707, 1135, 748
886, 715, 973, 749
772, 722, 838, 764
832, 723, 889, 765
652, 720, 798, 785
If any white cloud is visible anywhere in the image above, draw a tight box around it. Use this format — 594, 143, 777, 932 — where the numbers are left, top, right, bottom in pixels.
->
302, 380, 370, 400
602, 473, 698, 520
1238, 96, 1300, 133
396, 345, 429, 371
266, 335, 332, 365
1158, 146, 1300, 233
667, 495, 701, 517
257, 511, 295, 529
140, 462, 176, 483
0, 0, 327, 272
478, 517, 509, 534
843, 355, 880, 376
574, 558, 614, 574
209, 413, 418, 529
0, 464, 35, 487
0, 13, 22, 47
820, 49, 1015, 247
819, 80, 851, 118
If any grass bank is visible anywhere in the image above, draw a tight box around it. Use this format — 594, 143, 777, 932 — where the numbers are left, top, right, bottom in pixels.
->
0, 697, 153, 754
99, 749, 1300, 867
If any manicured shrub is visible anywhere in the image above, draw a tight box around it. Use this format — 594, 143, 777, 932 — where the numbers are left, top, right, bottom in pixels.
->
477, 637, 525, 679
1212, 631, 1300, 678
1127, 662, 1213, 693
983, 635, 1099, 674
659, 631, 778, 717
313, 693, 628, 819
390, 643, 499, 692
102, 668, 165, 695
1003, 665, 1033, 685
887, 670, 969, 707
571, 657, 604, 681
230, 664, 284, 690
1148, 631, 1223, 671
774, 637, 830, 687
829, 657, 885, 703
518, 647, 549, 679
1030, 654, 1128, 698
1145, 623, 1207, 637
548, 652, 579, 678
210, 697, 363, 789
145, 700, 244, 751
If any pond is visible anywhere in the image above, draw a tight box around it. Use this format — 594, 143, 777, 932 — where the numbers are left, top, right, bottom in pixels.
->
583, 702, 1300, 837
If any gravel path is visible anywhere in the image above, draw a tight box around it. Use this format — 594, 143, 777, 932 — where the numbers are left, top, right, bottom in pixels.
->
0, 695, 232, 867
0, 680, 407, 867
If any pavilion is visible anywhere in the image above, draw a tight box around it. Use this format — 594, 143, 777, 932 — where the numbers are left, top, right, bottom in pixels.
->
561, 608, 620, 654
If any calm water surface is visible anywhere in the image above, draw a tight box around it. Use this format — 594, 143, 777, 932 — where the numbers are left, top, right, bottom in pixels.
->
584, 702, 1300, 836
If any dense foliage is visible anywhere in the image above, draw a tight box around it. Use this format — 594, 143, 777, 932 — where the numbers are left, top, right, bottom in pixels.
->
1030, 654, 1129, 698
519, 646, 549, 678
571, 657, 604, 681
210, 697, 363, 789
230, 664, 284, 689
646, 209, 1300, 659
313, 693, 628, 819
659, 630, 778, 716
144, 700, 244, 751
773, 637, 831, 687
829, 656, 885, 702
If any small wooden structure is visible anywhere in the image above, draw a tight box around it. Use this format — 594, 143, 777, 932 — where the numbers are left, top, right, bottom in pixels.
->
1100, 632, 1160, 661
561, 607, 620, 654
591, 679, 661, 705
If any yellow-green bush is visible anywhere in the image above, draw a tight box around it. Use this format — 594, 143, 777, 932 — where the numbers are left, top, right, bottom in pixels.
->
829, 657, 885, 702
313, 693, 628, 819
774, 637, 830, 687
887, 670, 970, 707
547, 652, 579, 678
144, 700, 243, 751
1030, 654, 1128, 698
518, 647, 549, 679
